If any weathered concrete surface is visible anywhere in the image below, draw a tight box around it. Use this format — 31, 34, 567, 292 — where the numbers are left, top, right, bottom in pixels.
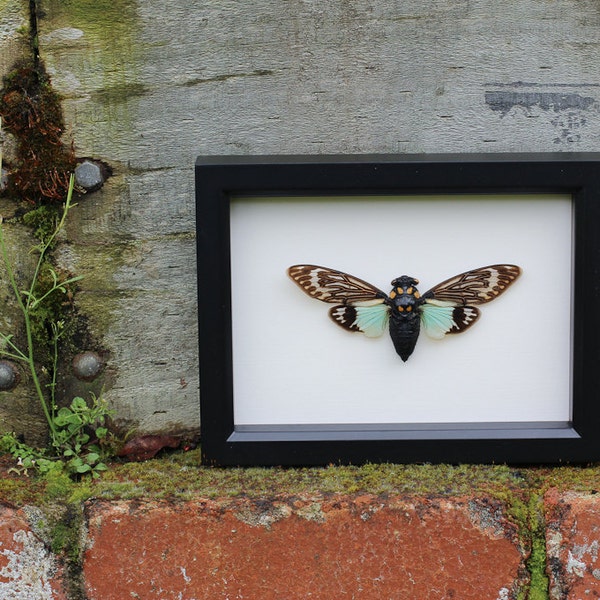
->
545, 489, 600, 600
83, 495, 526, 599
29, 0, 600, 436
0, 504, 67, 599
0, 0, 27, 76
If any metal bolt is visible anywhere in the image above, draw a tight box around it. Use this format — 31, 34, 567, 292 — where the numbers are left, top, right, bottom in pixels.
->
0, 360, 20, 390
74, 160, 105, 192
72, 351, 103, 381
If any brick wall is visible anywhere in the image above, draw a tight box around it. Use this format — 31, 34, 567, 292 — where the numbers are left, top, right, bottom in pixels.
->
1, 456, 600, 599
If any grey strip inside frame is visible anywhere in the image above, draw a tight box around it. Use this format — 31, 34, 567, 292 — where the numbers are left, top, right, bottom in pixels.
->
232, 421, 578, 441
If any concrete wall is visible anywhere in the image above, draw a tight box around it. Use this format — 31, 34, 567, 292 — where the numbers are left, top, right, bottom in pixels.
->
1, 0, 599, 435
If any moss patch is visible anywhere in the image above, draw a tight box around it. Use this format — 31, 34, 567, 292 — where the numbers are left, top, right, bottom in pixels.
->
2, 451, 599, 507
0, 59, 76, 205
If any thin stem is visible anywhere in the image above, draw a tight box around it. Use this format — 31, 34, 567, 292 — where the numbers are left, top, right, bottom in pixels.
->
0, 350, 29, 362
0, 175, 75, 443
26, 175, 75, 310
0, 334, 29, 361
27, 274, 83, 311
0, 224, 56, 437
48, 321, 64, 418
24, 302, 56, 436
0, 123, 78, 446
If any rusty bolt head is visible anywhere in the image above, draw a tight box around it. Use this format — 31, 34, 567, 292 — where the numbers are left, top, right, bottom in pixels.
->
0, 360, 20, 390
72, 351, 104, 381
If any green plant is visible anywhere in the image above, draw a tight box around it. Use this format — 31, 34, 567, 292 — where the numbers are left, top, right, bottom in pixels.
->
0, 125, 113, 477
52, 394, 111, 475
0, 174, 82, 431
0, 432, 56, 475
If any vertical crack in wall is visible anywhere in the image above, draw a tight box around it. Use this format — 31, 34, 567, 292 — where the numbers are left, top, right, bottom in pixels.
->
0, 51, 75, 204
507, 492, 550, 600
28, 0, 40, 68
526, 494, 550, 600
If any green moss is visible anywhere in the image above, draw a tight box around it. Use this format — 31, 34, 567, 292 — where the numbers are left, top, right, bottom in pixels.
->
49, 505, 81, 558
22, 204, 62, 242
58, 455, 541, 505
43, 0, 138, 47
0, 475, 47, 506
0, 452, 532, 505
3, 453, 599, 508
1, 451, 599, 510
41, 0, 140, 99
46, 502, 87, 597
4, 453, 600, 600
91, 82, 149, 105
26, 262, 78, 364
503, 493, 549, 600
529, 535, 550, 599
43, 467, 78, 500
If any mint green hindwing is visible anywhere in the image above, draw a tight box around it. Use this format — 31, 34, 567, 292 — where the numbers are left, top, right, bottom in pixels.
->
352, 303, 390, 338
419, 300, 458, 340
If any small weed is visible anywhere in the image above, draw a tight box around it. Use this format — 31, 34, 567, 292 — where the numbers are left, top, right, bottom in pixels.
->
0, 126, 114, 478
0, 394, 112, 478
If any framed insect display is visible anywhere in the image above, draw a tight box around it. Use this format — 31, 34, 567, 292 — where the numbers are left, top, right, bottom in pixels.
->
195, 154, 600, 466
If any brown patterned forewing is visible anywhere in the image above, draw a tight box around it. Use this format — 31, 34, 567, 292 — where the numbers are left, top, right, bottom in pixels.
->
424, 264, 521, 306
287, 265, 387, 304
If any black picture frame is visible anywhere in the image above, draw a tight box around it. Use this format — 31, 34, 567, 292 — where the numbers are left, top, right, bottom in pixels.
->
195, 154, 600, 466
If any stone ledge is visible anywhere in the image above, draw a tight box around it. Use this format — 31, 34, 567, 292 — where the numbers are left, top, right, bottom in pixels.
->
2, 457, 600, 598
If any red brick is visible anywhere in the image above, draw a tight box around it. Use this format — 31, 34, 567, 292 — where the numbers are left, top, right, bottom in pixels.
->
84, 495, 526, 599
545, 488, 600, 599
0, 505, 67, 599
